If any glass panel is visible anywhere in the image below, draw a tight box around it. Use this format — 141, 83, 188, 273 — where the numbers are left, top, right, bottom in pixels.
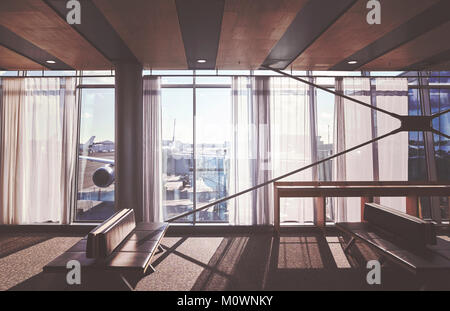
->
82, 70, 114, 76
75, 88, 115, 221
161, 88, 194, 223
44, 70, 76, 76
161, 76, 193, 85
0, 71, 18, 76
316, 89, 334, 182
429, 71, 450, 84
80, 77, 115, 85
80, 70, 114, 85
430, 88, 449, 181
195, 88, 232, 223
430, 87, 450, 221
196, 76, 231, 85
152, 70, 194, 76
407, 88, 427, 181
26, 71, 43, 76
195, 70, 217, 75
217, 70, 251, 76
368, 71, 404, 77
315, 77, 335, 85
313, 71, 361, 77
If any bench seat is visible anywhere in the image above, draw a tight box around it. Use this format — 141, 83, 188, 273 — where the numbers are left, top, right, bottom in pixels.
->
336, 222, 450, 276
44, 222, 169, 275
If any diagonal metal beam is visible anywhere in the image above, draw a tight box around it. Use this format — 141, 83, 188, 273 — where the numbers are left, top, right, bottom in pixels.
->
167, 128, 401, 223
261, 65, 401, 119
432, 108, 450, 119
168, 67, 446, 223
430, 129, 450, 140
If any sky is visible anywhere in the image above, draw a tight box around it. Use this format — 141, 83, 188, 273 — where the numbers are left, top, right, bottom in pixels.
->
79, 88, 115, 143
74, 71, 410, 146
161, 87, 233, 145
161, 82, 336, 146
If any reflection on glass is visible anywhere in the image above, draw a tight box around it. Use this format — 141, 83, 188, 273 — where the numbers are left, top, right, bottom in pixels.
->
161, 88, 194, 223
76, 88, 115, 221
196, 88, 231, 223
430, 86, 449, 221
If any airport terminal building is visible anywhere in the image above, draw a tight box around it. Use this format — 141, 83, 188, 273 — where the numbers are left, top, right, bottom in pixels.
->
0, 0, 449, 293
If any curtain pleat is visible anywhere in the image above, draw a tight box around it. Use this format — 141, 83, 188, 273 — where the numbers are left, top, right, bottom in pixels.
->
270, 77, 313, 224
333, 77, 409, 222
143, 77, 162, 222
229, 76, 312, 225
0, 78, 78, 224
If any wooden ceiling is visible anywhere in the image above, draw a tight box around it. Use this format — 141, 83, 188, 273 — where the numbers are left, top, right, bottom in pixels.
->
0, 0, 448, 71
290, 0, 440, 70
0, 45, 44, 70
363, 21, 450, 71
217, 0, 309, 70
93, 0, 186, 69
0, 0, 110, 70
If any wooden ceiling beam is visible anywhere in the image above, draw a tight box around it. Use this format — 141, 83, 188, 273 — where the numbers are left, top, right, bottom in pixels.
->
0, 0, 111, 70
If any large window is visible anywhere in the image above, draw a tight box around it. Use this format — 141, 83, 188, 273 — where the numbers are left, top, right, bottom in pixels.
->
160, 77, 232, 223
407, 72, 450, 222
195, 87, 232, 223
75, 87, 115, 222
161, 87, 194, 222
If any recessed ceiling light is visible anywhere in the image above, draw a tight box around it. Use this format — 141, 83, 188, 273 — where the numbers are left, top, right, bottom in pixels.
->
197, 59, 207, 63
46, 60, 56, 64
347, 60, 358, 65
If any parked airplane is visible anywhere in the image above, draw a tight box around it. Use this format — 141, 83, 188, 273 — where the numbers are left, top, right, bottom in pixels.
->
80, 155, 115, 188
79, 136, 96, 155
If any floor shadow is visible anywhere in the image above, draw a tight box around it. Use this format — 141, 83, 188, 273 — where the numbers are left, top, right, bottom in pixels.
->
188, 232, 447, 291
0, 234, 53, 259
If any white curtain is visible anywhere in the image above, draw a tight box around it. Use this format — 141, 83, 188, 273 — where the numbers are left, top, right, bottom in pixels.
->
229, 76, 272, 225
376, 78, 409, 211
143, 76, 162, 222
229, 76, 312, 225
333, 77, 409, 221
270, 77, 313, 224
334, 78, 373, 222
0, 77, 78, 224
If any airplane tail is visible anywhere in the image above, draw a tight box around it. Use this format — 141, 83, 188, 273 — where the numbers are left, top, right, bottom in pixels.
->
84, 136, 95, 148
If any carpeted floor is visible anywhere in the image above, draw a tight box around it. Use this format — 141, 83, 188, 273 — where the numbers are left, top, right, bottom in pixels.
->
1, 231, 448, 291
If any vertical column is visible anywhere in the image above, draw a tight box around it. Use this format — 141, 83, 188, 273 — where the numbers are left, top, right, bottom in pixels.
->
274, 184, 280, 235
406, 195, 418, 217
314, 197, 325, 227
115, 61, 144, 222
360, 196, 373, 221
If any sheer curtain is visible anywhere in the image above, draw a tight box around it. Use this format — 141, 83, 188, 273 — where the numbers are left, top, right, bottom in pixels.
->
376, 78, 409, 211
334, 78, 373, 222
270, 77, 313, 224
0, 77, 78, 224
333, 77, 409, 221
229, 76, 272, 225
229, 76, 312, 225
143, 76, 162, 222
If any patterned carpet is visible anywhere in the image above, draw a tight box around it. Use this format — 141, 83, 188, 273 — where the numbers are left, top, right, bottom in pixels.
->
1, 231, 448, 291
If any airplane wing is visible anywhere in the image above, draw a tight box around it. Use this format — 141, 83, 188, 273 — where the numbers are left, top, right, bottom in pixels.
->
80, 156, 114, 165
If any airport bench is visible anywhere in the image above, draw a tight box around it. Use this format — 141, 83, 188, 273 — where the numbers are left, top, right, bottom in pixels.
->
336, 203, 450, 289
43, 209, 169, 290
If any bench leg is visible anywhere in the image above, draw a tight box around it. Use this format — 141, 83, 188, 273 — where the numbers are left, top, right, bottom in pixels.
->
119, 273, 136, 291
158, 245, 164, 252
147, 264, 156, 274
343, 237, 356, 254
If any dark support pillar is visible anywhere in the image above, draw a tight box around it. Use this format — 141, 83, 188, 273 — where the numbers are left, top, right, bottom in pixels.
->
115, 61, 143, 222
